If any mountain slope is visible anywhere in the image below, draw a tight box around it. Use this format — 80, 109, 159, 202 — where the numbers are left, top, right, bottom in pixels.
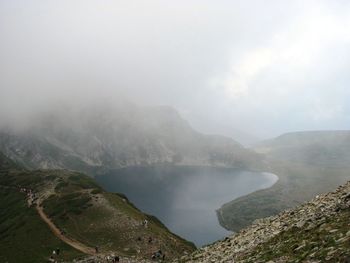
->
180, 181, 350, 262
218, 131, 350, 232
0, 103, 261, 174
255, 130, 350, 167
0, 153, 195, 262
0, 153, 84, 262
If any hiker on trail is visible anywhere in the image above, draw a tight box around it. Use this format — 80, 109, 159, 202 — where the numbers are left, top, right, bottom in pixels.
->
95, 246, 99, 253
143, 219, 148, 228
151, 249, 164, 260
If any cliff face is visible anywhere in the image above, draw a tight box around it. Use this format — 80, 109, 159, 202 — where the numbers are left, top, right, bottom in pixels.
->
0, 104, 261, 174
179, 181, 350, 263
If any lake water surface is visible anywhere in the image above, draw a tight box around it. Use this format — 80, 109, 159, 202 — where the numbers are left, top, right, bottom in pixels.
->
95, 165, 278, 246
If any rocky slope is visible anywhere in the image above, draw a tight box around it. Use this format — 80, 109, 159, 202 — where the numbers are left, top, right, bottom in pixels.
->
179, 181, 350, 262
0, 103, 261, 174
0, 153, 194, 262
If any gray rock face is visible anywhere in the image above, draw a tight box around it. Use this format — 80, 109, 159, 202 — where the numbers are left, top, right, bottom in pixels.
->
0, 104, 261, 174
178, 181, 350, 262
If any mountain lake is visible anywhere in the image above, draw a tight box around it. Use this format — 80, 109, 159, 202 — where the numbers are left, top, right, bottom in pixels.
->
95, 165, 278, 246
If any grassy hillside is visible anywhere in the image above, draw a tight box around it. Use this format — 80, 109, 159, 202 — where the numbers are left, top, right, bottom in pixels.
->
217, 160, 350, 231
0, 153, 195, 262
0, 153, 84, 262
218, 131, 350, 232
41, 172, 195, 259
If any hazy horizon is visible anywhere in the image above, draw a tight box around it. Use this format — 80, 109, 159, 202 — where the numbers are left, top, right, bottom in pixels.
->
1, 0, 350, 143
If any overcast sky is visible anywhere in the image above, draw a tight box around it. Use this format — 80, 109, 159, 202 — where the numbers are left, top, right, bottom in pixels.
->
1, 0, 350, 142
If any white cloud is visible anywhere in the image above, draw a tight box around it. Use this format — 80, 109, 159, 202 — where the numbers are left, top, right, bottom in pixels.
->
221, 3, 350, 100
1, 0, 350, 139
307, 98, 343, 121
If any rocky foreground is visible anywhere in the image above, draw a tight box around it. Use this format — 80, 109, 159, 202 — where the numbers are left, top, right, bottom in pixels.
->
177, 181, 350, 263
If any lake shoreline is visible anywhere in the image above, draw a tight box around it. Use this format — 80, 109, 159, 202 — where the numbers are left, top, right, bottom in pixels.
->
96, 165, 279, 246
216, 171, 279, 232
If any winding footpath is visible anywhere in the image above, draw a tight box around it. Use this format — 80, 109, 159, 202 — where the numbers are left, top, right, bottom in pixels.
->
36, 204, 96, 255
33, 182, 96, 256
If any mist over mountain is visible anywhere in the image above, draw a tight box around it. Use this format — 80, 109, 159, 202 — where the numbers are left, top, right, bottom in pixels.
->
256, 130, 350, 167
0, 102, 262, 174
1, 1, 350, 262
2, 1, 350, 140
218, 130, 350, 232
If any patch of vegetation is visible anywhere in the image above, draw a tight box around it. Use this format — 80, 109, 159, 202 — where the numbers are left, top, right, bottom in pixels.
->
218, 160, 350, 231
91, 188, 102, 194
53, 172, 102, 194
54, 182, 68, 191
0, 155, 83, 262
68, 174, 101, 189
0, 152, 195, 260
47, 190, 196, 257
43, 193, 92, 221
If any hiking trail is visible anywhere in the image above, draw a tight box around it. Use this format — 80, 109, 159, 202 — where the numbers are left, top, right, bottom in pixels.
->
34, 182, 96, 256
36, 203, 96, 255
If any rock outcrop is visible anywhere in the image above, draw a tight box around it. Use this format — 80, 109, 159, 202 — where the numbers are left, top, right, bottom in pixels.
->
178, 181, 350, 262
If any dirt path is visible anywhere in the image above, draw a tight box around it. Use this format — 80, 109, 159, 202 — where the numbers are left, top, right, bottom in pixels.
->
36, 204, 96, 255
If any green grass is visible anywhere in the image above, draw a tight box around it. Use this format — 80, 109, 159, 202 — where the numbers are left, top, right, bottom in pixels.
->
0, 152, 195, 260
43, 192, 92, 219
218, 160, 350, 232
44, 190, 195, 256
0, 188, 83, 262
0, 154, 85, 262
54, 172, 102, 193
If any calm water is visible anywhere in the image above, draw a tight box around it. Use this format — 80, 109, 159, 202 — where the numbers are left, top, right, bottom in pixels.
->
95, 165, 278, 246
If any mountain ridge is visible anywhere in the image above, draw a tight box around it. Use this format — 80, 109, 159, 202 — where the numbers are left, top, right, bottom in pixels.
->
218, 130, 350, 232
0, 104, 262, 175
255, 130, 350, 167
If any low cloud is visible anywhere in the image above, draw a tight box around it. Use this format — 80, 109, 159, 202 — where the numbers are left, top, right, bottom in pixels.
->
1, 0, 350, 141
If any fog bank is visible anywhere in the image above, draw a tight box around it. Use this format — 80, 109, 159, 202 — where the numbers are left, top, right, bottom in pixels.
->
1, 1, 350, 142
